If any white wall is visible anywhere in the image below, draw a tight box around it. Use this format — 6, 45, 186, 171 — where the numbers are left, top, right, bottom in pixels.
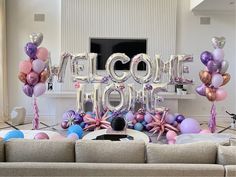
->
6, 0, 61, 119
177, 0, 236, 121
61, 0, 177, 91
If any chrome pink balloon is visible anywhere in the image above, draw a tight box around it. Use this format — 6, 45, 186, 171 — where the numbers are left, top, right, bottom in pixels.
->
216, 88, 227, 101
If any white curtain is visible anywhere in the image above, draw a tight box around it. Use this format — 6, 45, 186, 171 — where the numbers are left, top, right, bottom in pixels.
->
0, 0, 8, 121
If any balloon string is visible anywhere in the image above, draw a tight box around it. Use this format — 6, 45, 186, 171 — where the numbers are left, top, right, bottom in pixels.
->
33, 97, 39, 130
208, 103, 216, 133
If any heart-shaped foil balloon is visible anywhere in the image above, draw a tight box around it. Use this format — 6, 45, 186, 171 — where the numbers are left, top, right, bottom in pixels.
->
199, 70, 212, 85
29, 33, 43, 47
205, 87, 216, 102
211, 37, 225, 49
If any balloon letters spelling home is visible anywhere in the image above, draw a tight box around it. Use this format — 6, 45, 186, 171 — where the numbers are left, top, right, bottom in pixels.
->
50, 52, 193, 114
196, 37, 230, 133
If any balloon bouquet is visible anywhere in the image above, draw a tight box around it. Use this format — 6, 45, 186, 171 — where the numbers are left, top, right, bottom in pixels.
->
18, 33, 49, 129
196, 37, 230, 132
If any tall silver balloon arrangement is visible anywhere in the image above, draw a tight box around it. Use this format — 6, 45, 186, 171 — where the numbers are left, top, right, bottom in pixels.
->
18, 33, 49, 129
196, 37, 230, 133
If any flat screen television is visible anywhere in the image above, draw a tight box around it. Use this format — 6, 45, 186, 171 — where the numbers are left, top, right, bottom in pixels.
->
90, 38, 147, 70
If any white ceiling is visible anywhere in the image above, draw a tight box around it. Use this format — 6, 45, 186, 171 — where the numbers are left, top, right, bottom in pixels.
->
192, 0, 236, 12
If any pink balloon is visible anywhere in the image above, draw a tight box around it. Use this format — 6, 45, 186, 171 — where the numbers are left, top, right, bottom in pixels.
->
34, 132, 49, 140
26, 72, 39, 86
19, 60, 32, 74
212, 74, 223, 88
200, 129, 212, 134
216, 88, 227, 101
168, 140, 176, 144
67, 133, 79, 140
36, 47, 49, 61
34, 83, 46, 97
166, 130, 177, 141
32, 59, 45, 74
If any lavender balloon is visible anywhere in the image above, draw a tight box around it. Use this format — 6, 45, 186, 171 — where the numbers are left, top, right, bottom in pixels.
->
180, 118, 201, 134
196, 84, 206, 96
22, 84, 33, 97
200, 51, 213, 66
165, 113, 175, 124
32, 59, 45, 74
25, 42, 37, 59
213, 48, 224, 63
144, 113, 153, 123
207, 60, 218, 73
33, 83, 46, 97
125, 111, 135, 122
212, 74, 223, 88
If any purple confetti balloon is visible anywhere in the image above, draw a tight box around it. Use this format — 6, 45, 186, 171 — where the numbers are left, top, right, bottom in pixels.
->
63, 110, 75, 121
200, 51, 213, 66
22, 84, 33, 97
25, 42, 37, 59
26, 71, 39, 86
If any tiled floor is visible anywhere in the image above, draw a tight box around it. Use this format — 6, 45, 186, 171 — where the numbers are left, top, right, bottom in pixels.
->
0, 120, 235, 142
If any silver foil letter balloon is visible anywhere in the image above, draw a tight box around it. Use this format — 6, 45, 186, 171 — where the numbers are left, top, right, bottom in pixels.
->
153, 55, 164, 83
130, 54, 153, 84
102, 83, 126, 112
71, 53, 89, 82
76, 83, 85, 111
105, 53, 131, 83
92, 83, 102, 112
57, 53, 72, 83
89, 53, 103, 83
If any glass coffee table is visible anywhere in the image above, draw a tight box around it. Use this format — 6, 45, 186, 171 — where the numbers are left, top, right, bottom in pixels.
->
83, 128, 150, 143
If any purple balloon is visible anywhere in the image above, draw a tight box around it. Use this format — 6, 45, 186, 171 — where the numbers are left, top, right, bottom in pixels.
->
125, 111, 135, 122
165, 113, 175, 124
25, 42, 37, 59
200, 51, 213, 66
175, 114, 185, 123
144, 113, 153, 123
26, 72, 39, 86
63, 110, 75, 121
207, 60, 218, 73
61, 121, 69, 129
196, 84, 206, 96
22, 84, 33, 97
74, 112, 83, 124
32, 59, 45, 74
180, 118, 201, 134
33, 83, 46, 97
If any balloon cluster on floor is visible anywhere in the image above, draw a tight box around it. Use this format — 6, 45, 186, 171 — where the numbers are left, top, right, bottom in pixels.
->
18, 33, 50, 130
196, 37, 230, 133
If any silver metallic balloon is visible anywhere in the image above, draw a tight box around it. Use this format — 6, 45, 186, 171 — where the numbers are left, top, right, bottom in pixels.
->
105, 53, 131, 83
212, 36, 226, 49
153, 55, 164, 83
130, 54, 153, 84
152, 83, 167, 112
89, 53, 104, 83
76, 83, 85, 111
92, 83, 102, 112
29, 32, 43, 47
143, 85, 153, 112
70, 53, 89, 82
126, 84, 136, 111
168, 55, 178, 84
219, 60, 229, 74
57, 53, 72, 83
102, 83, 126, 112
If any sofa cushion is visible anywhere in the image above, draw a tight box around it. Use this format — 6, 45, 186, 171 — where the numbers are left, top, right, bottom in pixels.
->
5, 139, 75, 162
218, 145, 236, 165
0, 138, 4, 162
146, 142, 217, 164
225, 165, 236, 177
0, 163, 224, 177
75, 140, 145, 163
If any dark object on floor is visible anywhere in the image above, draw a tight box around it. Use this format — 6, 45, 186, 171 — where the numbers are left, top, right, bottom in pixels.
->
218, 111, 236, 133
94, 134, 134, 141
111, 117, 126, 131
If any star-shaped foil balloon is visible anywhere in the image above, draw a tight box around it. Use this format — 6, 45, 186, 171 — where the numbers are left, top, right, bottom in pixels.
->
83, 107, 111, 131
